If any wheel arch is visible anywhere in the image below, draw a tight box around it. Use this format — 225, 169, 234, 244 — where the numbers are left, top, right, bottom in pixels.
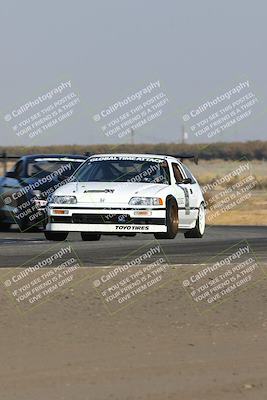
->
165, 194, 178, 210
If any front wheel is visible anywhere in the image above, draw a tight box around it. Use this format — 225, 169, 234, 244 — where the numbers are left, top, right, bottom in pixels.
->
0, 222, 12, 230
44, 231, 68, 241
81, 232, 101, 241
15, 217, 29, 232
154, 198, 178, 240
184, 203, 205, 238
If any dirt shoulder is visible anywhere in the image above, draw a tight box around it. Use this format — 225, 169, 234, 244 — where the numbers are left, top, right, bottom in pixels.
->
0, 265, 266, 400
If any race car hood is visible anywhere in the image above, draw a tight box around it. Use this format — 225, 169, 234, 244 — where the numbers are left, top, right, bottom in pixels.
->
52, 181, 168, 205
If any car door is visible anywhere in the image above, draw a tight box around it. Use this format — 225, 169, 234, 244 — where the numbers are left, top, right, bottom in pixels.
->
180, 163, 202, 210
171, 162, 197, 227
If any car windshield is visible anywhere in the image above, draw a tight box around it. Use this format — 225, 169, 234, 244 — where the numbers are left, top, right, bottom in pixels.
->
27, 158, 85, 179
74, 157, 170, 184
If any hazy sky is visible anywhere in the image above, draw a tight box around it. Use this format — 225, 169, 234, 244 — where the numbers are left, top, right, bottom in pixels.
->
0, 0, 266, 147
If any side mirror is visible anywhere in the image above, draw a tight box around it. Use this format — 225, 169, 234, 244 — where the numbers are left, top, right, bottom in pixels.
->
177, 178, 192, 184
182, 178, 192, 184
5, 171, 16, 178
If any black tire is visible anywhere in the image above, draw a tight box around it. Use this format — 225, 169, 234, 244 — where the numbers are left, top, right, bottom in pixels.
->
13, 196, 30, 231
16, 219, 30, 232
0, 222, 12, 231
44, 231, 68, 241
154, 197, 178, 240
184, 203, 205, 238
81, 232, 101, 241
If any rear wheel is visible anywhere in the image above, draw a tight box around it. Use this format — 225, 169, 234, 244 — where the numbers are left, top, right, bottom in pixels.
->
81, 232, 101, 241
44, 231, 68, 241
154, 198, 178, 240
184, 203, 205, 238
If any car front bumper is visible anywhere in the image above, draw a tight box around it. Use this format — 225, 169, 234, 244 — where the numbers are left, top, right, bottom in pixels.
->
46, 207, 167, 233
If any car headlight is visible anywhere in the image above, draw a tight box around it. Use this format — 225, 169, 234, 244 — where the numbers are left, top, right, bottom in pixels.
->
129, 197, 163, 206
50, 195, 77, 204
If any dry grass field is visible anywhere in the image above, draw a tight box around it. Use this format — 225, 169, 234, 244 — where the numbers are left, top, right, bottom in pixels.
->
188, 160, 267, 225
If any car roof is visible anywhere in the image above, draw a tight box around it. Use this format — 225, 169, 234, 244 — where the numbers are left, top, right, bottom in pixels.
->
20, 154, 87, 161
89, 153, 180, 163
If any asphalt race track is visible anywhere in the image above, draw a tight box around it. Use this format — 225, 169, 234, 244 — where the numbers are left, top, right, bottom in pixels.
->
0, 225, 266, 268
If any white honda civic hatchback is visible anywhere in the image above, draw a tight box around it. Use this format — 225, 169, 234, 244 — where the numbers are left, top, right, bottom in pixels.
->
44, 154, 206, 241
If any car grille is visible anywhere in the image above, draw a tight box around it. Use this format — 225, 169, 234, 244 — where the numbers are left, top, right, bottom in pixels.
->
72, 214, 132, 224
50, 214, 165, 225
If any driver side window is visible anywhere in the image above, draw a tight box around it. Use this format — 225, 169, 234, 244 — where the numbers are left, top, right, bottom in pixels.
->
13, 161, 24, 178
172, 163, 184, 183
